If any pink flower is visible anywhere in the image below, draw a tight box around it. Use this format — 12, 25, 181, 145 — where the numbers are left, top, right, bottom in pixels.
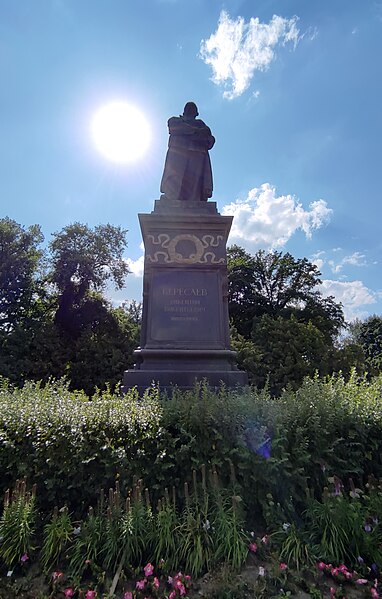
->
175, 580, 186, 595
261, 535, 269, 544
136, 579, 147, 590
338, 564, 347, 573
124, 593, 133, 599
249, 542, 257, 553
371, 589, 379, 599
64, 590, 74, 598
144, 562, 154, 577
355, 579, 368, 585
185, 575, 191, 581
317, 561, 326, 570
168, 592, 177, 599
85, 591, 96, 599
329, 588, 336, 597
52, 571, 63, 581
280, 562, 287, 571
168, 576, 173, 585
20, 553, 29, 563
153, 577, 160, 589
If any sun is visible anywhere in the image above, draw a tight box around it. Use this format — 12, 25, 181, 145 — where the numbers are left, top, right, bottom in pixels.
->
91, 101, 151, 163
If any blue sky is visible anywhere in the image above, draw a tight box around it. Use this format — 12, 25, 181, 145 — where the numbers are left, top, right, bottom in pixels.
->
1, 0, 382, 322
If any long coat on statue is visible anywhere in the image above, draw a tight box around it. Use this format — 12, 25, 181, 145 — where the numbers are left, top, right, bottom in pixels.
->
160, 115, 215, 202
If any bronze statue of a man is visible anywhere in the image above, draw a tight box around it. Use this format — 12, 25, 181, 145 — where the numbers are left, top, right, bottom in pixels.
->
160, 102, 215, 202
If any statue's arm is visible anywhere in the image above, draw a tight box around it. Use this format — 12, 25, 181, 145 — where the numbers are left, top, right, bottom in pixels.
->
168, 117, 196, 136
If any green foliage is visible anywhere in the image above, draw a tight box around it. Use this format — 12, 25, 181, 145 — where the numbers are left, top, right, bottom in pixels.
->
50, 222, 129, 339
68, 505, 104, 578
49, 222, 129, 295
227, 245, 343, 338
152, 488, 179, 570
227, 245, 348, 392
0, 217, 44, 331
211, 489, 248, 571
0, 379, 162, 512
358, 316, 382, 374
1, 374, 382, 537
0, 480, 37, 567
0, 219, 138, 394
306, 479, 382, 567
276, 523, 314, 571
1, 378, 382, 594
249, 314, 329, 393
40, 506, 73, 573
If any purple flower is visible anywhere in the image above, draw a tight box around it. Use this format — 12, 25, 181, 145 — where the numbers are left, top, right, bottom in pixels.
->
20, 553, 29, 563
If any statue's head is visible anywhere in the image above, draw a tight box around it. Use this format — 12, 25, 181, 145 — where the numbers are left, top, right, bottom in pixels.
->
183, 102, 199, 118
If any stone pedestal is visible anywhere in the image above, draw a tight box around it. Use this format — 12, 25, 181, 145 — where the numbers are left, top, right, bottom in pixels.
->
122, 197, 248, 393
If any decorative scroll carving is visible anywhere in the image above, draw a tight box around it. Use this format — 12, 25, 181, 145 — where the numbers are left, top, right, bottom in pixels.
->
146, 233, 225, 264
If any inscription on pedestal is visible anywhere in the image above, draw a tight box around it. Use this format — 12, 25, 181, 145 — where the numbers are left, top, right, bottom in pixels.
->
148, 270, 221, 345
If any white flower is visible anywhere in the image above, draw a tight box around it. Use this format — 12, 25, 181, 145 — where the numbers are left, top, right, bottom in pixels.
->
258, 566, 265, 577
203, 520, 211, 531
282, 522, 291, 531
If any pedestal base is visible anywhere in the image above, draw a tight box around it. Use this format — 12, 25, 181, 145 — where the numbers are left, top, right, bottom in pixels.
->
122, 198, 248, 395
122, 369, 248, 394
122, 348, 248, 394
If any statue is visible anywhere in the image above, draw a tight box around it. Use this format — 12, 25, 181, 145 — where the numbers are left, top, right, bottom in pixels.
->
160, 102, 215, 202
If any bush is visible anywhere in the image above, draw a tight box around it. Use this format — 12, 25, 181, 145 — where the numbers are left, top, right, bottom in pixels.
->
0, 372, 382, 523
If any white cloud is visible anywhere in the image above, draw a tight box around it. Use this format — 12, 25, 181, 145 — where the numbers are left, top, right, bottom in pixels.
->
328, 251, 367, 274
305, 26, 319, 41
200, 11, 300, 99
310, 251, 325, 271
222, 183, 332, 249
126, 255, 144, 277
320, 279, 380, 321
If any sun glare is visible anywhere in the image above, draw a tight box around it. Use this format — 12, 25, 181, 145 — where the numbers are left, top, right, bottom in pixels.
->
91, 101, 151, 163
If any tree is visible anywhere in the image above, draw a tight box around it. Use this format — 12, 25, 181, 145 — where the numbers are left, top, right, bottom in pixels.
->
227, 245, 344, 339
0, 219, 140, 394
250, 314, 329, 394
67, 302, 141, 395
227, 245, 347, 393
0, 218, 44, 330
49, 222, 129, 338
351, 315, 382, 375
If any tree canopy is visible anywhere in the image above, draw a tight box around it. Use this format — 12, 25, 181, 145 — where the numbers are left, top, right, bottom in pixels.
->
227, 244, 344, 339
0, 218, 44, 331
0, 218, 138, 395
227, 245, 348, 393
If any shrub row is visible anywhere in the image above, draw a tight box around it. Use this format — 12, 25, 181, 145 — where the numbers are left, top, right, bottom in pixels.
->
0, 372, 382, 524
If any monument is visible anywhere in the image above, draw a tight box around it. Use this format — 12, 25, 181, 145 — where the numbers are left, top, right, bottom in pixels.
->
122, 102, 248, 393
